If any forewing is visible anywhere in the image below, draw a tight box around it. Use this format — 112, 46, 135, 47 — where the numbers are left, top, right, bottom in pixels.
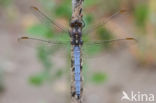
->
84, 9, 127, 34
30, 6, 67, 33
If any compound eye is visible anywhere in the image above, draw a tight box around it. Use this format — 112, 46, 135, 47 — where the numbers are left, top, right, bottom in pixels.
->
77, 22, 82, 27
70, 22, 75, 27
70, 20, 78, 27
70, 20, 82, 27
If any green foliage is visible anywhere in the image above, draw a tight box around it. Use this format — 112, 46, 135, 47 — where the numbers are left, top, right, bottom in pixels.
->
37, 46, 52, 69
55, 69, 63, 78
0, 67, 4, 92
91, 72, 107, 84
51, 32, 70, 43
134, 4, 149, 28
54, 0, 72, 18
29, 68, 64, 86
97, 27, 114, 49
27, 24, 53, 38
29, 46, 65, 86
97, 27, 113, 40
29, 46, 52, 86
82, 27, 114, 56
84, 14, 94, 25
83, 44, 102, 56
55, 6, 71, 18
26, 22, 69, 86
84, 0, 101, 7
0, 0, 12, 7
29, 72, 48, 85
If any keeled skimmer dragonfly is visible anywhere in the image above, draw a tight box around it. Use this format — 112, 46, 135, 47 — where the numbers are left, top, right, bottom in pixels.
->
18, 6, 136, 99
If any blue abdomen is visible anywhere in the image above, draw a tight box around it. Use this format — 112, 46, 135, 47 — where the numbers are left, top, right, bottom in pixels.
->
74, 46, 81, 98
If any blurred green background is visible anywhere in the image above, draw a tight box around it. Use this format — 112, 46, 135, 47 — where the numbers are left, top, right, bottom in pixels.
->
0, 0, 156, 103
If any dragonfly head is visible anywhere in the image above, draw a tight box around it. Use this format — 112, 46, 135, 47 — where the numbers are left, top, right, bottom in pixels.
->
70, 19, 83, 35
70, 20, 83, 28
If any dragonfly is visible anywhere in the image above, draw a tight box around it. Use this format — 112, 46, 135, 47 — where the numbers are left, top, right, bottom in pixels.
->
18, 6, 136, 100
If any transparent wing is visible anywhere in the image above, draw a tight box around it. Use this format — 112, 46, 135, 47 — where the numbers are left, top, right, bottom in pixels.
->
17, 36, 71, 51
17, 34, 137, 59
18, 36, 68, 45
30, 6, 68, 33
81, 37, 137, 58
84, 9, 127, 34
84, 37, 137, 45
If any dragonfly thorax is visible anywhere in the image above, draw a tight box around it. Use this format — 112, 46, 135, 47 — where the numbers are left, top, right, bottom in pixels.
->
70, 30, 83, 46
70, 19, 83, 46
